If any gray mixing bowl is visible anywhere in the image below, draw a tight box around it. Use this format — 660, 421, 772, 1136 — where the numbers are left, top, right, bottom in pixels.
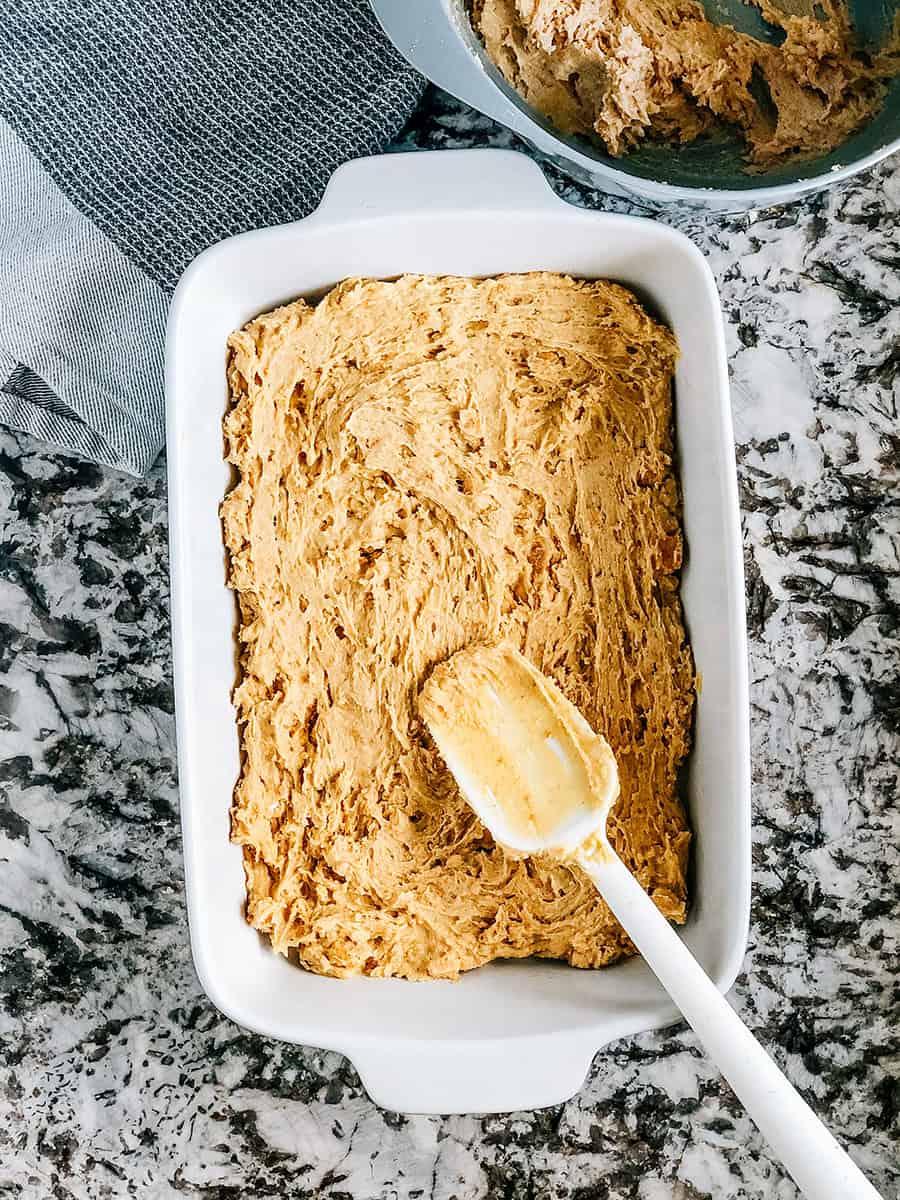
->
372, 0, 900, 207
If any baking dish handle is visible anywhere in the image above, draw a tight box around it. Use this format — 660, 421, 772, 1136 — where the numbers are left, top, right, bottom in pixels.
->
313, 148, 565, 224
350, 1040, 595, 1115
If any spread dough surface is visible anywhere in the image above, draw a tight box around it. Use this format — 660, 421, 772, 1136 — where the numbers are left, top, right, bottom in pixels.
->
222, 273, 694, 980
471, 1, 900, 167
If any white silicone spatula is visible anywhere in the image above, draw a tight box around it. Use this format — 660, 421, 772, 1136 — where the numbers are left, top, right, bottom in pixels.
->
419, 646, 882, 1200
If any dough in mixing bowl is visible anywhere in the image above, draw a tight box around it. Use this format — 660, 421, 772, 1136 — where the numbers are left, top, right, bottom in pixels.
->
471, 0, 900, 167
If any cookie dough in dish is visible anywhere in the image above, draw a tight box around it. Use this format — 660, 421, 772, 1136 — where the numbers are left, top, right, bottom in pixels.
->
222, 273, 694, 980
471, 1, 900, 167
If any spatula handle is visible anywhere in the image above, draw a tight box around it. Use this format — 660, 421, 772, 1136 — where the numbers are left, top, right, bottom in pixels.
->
578, 849, 882, 1200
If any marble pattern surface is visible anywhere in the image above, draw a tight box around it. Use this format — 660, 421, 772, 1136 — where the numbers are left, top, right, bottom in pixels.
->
0, 88, 898, 1198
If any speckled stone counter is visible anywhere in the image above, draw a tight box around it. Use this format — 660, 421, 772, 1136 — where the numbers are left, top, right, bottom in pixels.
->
1, 89, 898, 1199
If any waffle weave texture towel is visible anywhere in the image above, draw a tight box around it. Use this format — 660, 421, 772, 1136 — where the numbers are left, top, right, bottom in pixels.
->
0, 0, 423, 474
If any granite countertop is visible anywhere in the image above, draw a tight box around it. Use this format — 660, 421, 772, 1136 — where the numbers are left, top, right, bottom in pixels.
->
1, 89, 898, 1199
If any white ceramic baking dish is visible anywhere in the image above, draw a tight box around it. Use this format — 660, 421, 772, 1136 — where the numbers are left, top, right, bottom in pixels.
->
166, 148, 750, 1115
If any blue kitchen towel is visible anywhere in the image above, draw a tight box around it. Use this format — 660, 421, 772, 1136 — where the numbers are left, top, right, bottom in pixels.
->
0, 0, 424, 475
